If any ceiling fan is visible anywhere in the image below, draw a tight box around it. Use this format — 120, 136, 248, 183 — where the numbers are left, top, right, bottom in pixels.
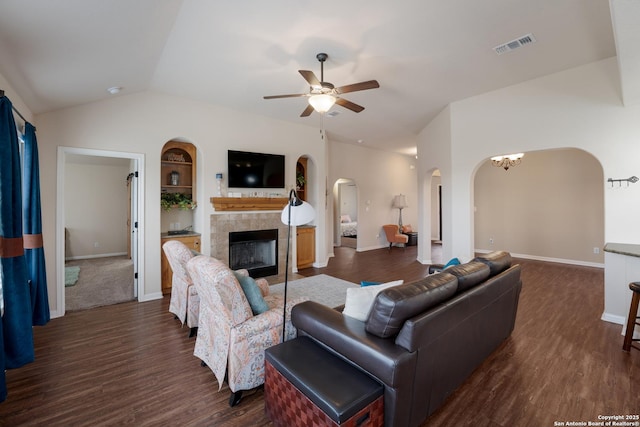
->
263, 53, 380, 117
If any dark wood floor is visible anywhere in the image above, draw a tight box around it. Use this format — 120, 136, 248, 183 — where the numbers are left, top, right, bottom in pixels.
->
1, 246, 638, 426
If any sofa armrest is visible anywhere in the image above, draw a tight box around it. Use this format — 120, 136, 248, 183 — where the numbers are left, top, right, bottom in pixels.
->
291, 301, 416, 387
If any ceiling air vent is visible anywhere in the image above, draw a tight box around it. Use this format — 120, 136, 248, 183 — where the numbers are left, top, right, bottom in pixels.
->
493, 33, 536, 55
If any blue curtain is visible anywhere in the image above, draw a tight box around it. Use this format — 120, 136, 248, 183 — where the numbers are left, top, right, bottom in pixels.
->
0, 95, 35, 402
23, 122, 50, 326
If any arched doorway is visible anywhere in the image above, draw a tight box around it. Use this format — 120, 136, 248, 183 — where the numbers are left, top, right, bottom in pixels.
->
333, 178, 358, 249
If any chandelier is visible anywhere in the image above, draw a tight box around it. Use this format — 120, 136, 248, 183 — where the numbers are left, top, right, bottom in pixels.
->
491, 153, 524, 171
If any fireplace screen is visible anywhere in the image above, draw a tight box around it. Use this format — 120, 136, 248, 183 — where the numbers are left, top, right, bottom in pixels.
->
229, 229, 278, 278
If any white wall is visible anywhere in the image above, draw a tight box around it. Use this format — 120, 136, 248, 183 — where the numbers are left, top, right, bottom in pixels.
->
418, 57, 640, 322
339, 183, 357, 221
430, 174, 441, 241
64, 159, 131, 258
36, 91, 325, 316
417, 105, 452, 264
0, 73, 33, 127
474, 149, 604, 266
329, 140, 418, 252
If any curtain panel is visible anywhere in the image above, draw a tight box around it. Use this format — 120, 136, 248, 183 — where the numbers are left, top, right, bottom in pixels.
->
0, 95, 36, 403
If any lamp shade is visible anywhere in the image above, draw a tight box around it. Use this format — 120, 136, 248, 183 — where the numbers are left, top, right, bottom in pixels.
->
308, 94, 336, 113
281, 199, 316, 226
392, 194, 408, 209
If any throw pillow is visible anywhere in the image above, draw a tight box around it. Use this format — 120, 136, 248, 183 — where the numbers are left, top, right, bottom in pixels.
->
343, 280, 404, 321
340, 214, 352, 223
360, 281, 381, 287
443, 257, 460, 269
233, 271, 269, 315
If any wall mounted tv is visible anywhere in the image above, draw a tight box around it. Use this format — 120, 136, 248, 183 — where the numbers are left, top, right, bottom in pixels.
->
227, 150, 285, 189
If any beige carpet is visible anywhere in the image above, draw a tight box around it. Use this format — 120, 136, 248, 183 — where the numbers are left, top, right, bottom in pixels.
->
65, 255, 135, 311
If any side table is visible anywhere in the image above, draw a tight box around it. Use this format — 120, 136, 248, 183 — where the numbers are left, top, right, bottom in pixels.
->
403, 232, 418, 246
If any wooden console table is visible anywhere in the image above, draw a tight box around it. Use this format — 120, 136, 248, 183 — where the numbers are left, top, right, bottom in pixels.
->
211, 197, 288, 211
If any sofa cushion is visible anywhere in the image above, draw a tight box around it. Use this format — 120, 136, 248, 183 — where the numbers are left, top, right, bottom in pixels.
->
442, 257, 460, 269
473, 251, 512, 276
360, 281, 381, 287
233, 271, 269, 315
444, 261, 491, 293
366, 273, 458, 338
343, 280, 404, 321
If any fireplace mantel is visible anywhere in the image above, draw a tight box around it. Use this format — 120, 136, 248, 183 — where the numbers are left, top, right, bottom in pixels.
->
211, 197, 288, 211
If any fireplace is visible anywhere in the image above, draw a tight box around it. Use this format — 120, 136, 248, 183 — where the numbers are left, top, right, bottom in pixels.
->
229, 229, 278, 278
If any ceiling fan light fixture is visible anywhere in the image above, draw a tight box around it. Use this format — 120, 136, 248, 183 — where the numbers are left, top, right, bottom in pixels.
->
308, 94, 336, 113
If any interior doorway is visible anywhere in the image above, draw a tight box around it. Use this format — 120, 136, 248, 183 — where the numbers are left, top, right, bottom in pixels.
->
333, 179, 358, 249
56, 147, 144, 315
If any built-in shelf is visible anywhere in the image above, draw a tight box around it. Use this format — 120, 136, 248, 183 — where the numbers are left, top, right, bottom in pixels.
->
211, 197, 288, 211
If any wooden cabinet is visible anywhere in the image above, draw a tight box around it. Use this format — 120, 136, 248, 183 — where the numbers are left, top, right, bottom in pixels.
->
161, 141, 197, 208
296, 226, 315, 269
160, 234, 201, 295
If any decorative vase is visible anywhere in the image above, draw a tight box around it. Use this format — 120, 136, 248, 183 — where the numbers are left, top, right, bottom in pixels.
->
170, 171, 179, 186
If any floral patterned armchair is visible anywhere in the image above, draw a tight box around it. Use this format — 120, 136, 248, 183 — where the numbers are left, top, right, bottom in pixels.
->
162, 240, 270, 338
162, 240, 197, 335
186, 255, 306, 406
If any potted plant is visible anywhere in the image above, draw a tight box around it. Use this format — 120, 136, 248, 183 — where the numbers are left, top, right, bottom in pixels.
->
296, 172, 306, 190
161, 193, 197, 211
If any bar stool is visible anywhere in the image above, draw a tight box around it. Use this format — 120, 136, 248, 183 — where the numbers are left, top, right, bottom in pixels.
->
623, 281, 640, 352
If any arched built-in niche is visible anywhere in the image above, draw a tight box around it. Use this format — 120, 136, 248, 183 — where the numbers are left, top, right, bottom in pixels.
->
294, 155, 318, 270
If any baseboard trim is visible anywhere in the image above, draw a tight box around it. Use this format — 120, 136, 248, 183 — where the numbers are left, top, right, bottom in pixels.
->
65, 252, 128, 261
139, 292, 163, 302
602, 313, 640, 338
601, 312, 625, 325
357, 244, 388, 252
474, 249, 604, 269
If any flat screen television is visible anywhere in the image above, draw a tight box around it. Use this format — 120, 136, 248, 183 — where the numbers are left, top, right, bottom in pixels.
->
227, 150, 285, 189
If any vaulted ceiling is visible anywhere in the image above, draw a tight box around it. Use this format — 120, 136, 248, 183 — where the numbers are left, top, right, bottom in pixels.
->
0, 0, 638, 155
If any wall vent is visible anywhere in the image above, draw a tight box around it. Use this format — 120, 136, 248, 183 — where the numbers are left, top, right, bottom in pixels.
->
493, 33, 536, 55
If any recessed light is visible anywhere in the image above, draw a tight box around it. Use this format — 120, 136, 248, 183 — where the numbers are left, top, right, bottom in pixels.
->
357, 139, 364, 144
107, 86, 122, 95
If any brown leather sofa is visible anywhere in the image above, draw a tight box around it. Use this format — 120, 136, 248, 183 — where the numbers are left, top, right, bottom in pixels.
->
291, 251, 522, 427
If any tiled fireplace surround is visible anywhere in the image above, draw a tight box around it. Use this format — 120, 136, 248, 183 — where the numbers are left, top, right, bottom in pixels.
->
210, 212, 289, 277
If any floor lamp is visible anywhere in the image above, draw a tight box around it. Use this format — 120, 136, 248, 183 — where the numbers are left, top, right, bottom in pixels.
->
280, 189, 315, 342
392, 194, 408, 230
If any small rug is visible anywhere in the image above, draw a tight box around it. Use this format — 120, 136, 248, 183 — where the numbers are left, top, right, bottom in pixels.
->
270, 274, 358, 308
65, 266, 80, 287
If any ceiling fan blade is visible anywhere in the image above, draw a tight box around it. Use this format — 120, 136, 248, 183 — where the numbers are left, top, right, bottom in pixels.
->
299, 70, 321, 87
263, 93, 308, 99
335, 97, 365, 113
335, 80, 380, 95
300, 104, 314, 117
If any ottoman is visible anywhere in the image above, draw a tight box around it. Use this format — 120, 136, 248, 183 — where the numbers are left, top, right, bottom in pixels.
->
265, 336, 384, 426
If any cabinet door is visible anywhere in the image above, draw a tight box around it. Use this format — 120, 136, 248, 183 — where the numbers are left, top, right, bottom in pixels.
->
296, 227, 315, 269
